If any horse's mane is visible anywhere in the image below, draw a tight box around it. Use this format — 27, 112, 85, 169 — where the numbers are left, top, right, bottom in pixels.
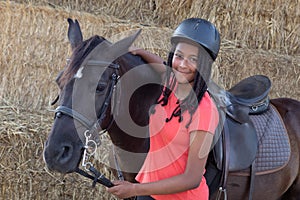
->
57, 34, 161, 97
58, 35, 105, 87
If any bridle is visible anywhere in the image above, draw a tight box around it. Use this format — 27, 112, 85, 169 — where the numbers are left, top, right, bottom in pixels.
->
53, 60, 122, 188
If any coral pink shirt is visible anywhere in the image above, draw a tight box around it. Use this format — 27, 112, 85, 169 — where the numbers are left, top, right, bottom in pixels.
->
136, 91, 219, 200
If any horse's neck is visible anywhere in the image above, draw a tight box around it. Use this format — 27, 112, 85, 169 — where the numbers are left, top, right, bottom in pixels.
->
109, 55, 161, 144
117, 54, 162, 120
119, 54, 161, 101
119, 54, 161, 84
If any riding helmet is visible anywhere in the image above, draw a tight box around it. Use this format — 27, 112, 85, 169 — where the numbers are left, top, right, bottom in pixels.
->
171, 18, 220, 61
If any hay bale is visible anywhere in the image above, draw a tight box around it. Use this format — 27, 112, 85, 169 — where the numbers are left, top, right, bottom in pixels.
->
0, 2, 299, 199
0, 106, 117, 199
12, 0, 300, 55
0, 1, 113, 109
0, 1, 299, 111
215, 44, 300, 100
0, 1, 172, 109
190, 0, 300, 55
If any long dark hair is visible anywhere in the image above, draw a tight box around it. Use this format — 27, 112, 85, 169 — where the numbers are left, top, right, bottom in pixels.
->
154, 42, 214, 128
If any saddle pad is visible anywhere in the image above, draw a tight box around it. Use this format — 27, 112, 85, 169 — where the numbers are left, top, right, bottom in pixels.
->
249, 104, 290, 174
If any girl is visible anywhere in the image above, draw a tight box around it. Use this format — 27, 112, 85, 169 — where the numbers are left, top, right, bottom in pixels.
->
107, 18, 220, 200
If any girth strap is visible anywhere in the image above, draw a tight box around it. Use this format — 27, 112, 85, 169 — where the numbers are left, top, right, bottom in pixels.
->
216, 122, 230, 200
248, 161, 255, 200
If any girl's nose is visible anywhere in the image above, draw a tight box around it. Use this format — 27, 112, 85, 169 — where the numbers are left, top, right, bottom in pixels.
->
179, 58, 189, 68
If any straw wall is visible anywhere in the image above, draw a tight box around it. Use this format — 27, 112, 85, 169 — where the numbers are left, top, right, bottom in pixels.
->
12, 0, 300, 55
0, 0, 299, 199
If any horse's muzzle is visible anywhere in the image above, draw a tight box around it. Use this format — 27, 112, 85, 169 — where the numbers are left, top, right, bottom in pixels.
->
43, 139, 82, 174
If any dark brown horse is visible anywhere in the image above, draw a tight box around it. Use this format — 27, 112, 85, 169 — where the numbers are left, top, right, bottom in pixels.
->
43, 19, 300, 200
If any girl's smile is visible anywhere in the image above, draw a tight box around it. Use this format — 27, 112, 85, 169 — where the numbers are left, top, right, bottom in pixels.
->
172, 42, 199, 84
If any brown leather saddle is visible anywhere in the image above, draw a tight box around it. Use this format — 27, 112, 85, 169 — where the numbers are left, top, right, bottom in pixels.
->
213, 75, 271, 172
206, 75, 272, 199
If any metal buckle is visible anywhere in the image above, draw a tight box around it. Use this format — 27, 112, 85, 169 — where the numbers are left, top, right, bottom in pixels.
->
216, 187, 227, 200
82, 130, 97, 170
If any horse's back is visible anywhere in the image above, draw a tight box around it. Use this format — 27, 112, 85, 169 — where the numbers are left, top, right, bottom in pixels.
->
271, 98, 300, 200
271, 98, 300, 113
271, 98, 300, 135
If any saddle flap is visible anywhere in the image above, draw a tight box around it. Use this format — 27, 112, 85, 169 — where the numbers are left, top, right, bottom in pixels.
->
227, 118, 258, 171
213, 117, 258, 172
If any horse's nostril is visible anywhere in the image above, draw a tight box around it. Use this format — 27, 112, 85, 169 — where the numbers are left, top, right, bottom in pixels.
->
57, 144, 73, 164
62, 146, 70, 158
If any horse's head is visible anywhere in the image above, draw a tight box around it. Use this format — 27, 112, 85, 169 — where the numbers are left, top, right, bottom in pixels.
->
43, 19, 141, 173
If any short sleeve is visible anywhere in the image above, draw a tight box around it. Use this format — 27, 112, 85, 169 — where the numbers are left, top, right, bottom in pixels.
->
188, 92, 219, 134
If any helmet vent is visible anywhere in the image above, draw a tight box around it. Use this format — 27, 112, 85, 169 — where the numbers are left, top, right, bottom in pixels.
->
194, 20, 202, 30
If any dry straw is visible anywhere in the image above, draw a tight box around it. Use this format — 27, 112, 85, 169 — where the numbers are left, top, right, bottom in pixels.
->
13, 0, 300, 55
0, 0, 299, 199
0, 106, 117, 199
1, 1, 299, 110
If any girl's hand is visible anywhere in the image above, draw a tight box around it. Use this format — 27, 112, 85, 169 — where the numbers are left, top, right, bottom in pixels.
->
106, 180, 137, 199
128, 46, 142, 55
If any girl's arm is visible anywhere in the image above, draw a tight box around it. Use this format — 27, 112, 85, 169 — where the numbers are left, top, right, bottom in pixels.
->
130, 47, 167, 78
107, 130, 214, 198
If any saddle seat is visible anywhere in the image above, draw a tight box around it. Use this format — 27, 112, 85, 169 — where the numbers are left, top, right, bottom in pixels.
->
227, 75, 271, 115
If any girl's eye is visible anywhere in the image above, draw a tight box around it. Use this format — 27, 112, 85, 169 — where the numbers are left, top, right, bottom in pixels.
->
96, 83, 106, 93
189, 57, 198, 63
174, 53, 183, 59
174, 53, 198, 64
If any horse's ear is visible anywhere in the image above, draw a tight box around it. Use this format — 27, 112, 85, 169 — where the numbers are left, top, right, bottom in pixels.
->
79, 29, 142, 66
67, 18, 83, 50
110, 29, 142, 56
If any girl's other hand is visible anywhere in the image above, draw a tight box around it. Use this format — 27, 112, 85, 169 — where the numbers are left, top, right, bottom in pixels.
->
106, 180, 137, 199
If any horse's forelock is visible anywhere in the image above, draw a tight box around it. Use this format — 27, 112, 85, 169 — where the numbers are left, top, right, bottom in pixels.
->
58, 35, 105, 87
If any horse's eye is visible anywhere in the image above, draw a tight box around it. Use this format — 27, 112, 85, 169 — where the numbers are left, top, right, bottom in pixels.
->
96, 83, 107, 93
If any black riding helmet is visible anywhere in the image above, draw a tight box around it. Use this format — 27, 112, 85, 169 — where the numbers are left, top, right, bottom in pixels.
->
171, 18, 220, 61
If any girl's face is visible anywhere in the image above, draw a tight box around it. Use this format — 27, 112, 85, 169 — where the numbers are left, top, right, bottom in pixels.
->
172, 42, 199, 84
